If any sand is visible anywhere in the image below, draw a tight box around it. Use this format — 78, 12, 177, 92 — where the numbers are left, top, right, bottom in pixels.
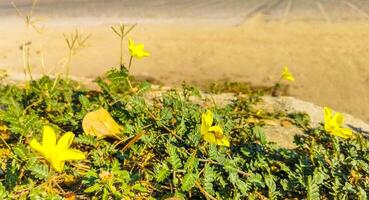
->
1, 1, 369, 122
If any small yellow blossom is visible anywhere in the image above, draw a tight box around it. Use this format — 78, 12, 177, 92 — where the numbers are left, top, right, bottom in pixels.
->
323, 107, 352, 139
0, 124, 7, 132
30, 126, 86, 172
82, 108, 123, 138
128, 38, 150, 59
201, 110, 230, 147
281, 66, 295, 82
99, 171, 114, 183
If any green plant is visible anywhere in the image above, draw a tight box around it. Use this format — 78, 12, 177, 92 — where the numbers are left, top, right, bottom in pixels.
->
0, 67, 367, 199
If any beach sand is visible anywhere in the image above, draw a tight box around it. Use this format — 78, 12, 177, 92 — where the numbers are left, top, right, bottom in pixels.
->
1, 0, 369, 122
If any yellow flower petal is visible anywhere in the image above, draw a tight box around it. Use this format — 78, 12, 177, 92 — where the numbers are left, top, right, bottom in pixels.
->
203, 132, 217, 145
323, 107, 352, 139
208, 125, 223, 134
58, 149, 86, 161
202, 110, 213, 128
52, 159, 65, 173
30, 139, 44, 154
208, 125, 230, 147
331, 128, 352, 139
29, 126, 86, 173
128, 38, 150, 59
56, 132, 74, 151
324, 107, 332, 122
128, 38, 134, 47
201, 124, 208, 136
340, 127, 353, 138
42, 126, 56, 150
333, 113, 344, 126
218, 137, 230, 147
281, 66, 295, 82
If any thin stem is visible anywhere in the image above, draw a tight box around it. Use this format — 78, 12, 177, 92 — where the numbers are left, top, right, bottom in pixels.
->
40, 48, 46, 76
121, 132, 145, 153
119, 25, 125, 66
195, 181, 217, 200
128, 56, 133, 72
0, 135, 11, 151
120, 37, 123, 66
125, 55, 134, 90
22, 41, 28, 82
66, 50, 72, 79
126, 77, 133, 90
26, 47, 33, 80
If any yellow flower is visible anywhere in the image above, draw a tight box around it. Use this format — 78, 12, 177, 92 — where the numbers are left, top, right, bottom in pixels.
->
128, 38, 150, 59
30, 126, 86, 172
323, 107, 352, 139
281, 66, 295, 82
201, 110, 230, 147
82, 108, 123, 138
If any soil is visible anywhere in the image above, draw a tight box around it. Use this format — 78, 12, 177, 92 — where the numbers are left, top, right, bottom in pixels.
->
1, 0, 369, 122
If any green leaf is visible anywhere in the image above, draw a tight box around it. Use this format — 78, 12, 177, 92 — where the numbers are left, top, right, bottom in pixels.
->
307, 172, 321, 200
357, 187, 367, 200
167, 144, 182, 170
75, 134, 97, 146
236, 179, 250, 196
183, 152, 199, 173
78, 95, 91, 110
132, 183, 147, 192
84, 183, 101, 193
253, 126, 266, 145
181, 173, 198, 191
265, 175, 278, 200
29, 163, 49, 180
0, 182, 8, 199
203, 164, 216, 195
155, 163, 170, 183
13, 144, 29, 160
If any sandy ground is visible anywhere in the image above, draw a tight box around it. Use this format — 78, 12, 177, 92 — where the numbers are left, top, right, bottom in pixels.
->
1, 1, 369, 122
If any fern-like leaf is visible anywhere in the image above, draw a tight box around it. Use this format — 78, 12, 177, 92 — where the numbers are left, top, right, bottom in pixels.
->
166, 144, 182, 170
155, 163, 170, 183
181, 173, 198, 191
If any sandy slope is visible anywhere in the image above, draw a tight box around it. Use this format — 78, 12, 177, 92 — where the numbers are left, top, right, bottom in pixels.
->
1, 1, 369, 122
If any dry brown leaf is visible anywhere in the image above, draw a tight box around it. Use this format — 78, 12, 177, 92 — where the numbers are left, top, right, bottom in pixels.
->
82, 108, 123, 138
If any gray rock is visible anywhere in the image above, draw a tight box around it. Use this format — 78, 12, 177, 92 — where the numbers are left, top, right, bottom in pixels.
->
261, 96, 369, 135
200, 94, 369, 148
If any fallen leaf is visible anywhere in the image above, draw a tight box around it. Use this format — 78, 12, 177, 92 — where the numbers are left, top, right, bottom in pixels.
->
82, 108, 123, 138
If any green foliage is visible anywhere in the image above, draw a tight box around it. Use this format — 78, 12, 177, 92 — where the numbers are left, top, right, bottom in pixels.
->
166, 143, 182, 170
29, 163, 49, 180
181, 173, 198, 191
0, 67, 369, 199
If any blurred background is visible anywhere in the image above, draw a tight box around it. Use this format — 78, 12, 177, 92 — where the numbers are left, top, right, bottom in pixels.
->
1, 0, 369, 122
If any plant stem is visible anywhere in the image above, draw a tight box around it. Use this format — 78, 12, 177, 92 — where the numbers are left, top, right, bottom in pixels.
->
126, 77, 133, 90
66, 50, 72, 79
26, 46, 33, 80
195, 181, 217, 200
128, 56, 133, 72
0, 135, 11, 151
22, 41, 28, 82
120, 28, 124, 66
